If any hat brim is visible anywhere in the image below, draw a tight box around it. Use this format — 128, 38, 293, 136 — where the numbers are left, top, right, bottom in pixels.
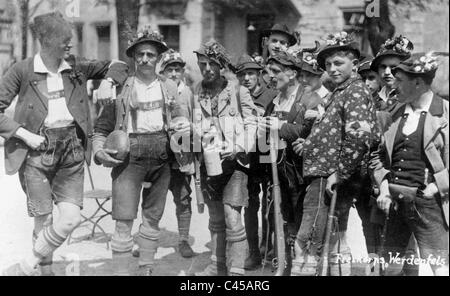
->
161, 60, 186, 71
300, 62, 324, 76
370, 51, 410, 72
193, 51, 225, 68
126, 38, 169, 58
236, 63, 263, 74
392, 64, 437, 77
317, 42, 360, 70
267, 56, 301, 71
262, 29, 297, 47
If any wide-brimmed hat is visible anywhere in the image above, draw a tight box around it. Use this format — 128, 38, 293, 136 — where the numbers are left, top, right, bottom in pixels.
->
267, 50, 301, 71
393, 52, 439, 78
317, 32, 360, 70
370, 36, 413, 72
160, 49, 186, 71
299, 52, 323, 76
358, 53, 374, 74
262, 24, 297, 47
235, 54, 263, 74
126, 25, 169, 58
194, 40, 234, 70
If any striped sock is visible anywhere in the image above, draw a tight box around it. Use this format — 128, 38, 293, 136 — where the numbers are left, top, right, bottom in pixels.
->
33, 226, 67, 259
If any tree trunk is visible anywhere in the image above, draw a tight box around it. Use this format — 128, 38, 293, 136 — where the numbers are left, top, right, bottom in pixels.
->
19, 0, 29, 60
365, 0, 395, 55
115, 0, 140, 70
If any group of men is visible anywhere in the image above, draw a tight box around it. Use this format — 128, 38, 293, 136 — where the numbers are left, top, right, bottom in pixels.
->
0, 11, 448, 276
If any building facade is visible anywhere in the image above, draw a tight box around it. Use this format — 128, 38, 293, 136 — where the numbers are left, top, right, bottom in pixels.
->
0, 0, 448, 90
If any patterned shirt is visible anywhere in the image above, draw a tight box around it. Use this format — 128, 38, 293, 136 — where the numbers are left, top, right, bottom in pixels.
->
303, 75, 378, 181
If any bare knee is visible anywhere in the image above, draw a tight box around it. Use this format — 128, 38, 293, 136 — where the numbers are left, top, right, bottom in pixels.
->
58, 215, 81, 232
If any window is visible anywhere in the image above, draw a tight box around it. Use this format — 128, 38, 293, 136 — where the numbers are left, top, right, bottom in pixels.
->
159, 25, 180, 51
340, 6, 369, 53
96, 24, 111, 60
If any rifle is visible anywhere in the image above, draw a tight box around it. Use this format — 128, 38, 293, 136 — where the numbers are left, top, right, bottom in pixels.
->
320, 189, 338, 276
269, 129, 286, 276
378, 204, 391, 276
194, 154, 205, 214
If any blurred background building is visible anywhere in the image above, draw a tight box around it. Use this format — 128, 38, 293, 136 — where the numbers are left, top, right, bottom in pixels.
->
0, 0, 448, 91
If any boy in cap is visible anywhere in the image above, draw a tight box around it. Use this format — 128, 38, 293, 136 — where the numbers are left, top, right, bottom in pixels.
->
191, 40, 258, 276
261, 24, 298, 88
293, 32, 378, 276
160, 49, 195, 258
371, 52, 449, 276
358, 54, 381, 97
235, 54, 276, 269
92, 26, 189, 275
0, 11, 128, 276
371, 36, 414, 112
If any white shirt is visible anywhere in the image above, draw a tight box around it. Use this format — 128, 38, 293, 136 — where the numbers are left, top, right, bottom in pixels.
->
177, 81, 186, 96
34, 54, 74, 128
129, 78, 164, 133
403, 91, 433, 136
273, 85, 299, 113
378, 86, 396, 103
272, 85, 300, 150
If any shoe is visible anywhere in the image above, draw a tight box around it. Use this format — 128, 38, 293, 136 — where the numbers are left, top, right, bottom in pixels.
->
244, 251, 262, 270
178, 241, 194, 258
136, 265, 153, 276
132, 249, 140, 258
2, 261, 38, 276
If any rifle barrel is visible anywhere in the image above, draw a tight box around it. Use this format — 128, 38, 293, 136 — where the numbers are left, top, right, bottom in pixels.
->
320, 189, 338, 276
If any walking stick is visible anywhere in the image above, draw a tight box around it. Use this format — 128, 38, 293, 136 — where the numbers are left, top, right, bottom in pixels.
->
379, 204, 391, 276
320, 188, 338, 276
269, 129, 286, 276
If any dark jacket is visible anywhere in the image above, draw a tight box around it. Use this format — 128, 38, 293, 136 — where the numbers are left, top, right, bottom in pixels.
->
371, 94, 449, 226
0, 55, 128, 174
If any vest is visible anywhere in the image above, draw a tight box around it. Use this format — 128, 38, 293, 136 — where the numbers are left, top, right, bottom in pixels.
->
391, 111, 431, 189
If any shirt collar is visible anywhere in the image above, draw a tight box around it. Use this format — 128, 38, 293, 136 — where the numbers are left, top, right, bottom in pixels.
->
135, 77, 160, 89
315, 85, 329, 99
34, 53, 71, 74
333, 75, 361, 92
273, 85, 299, 108
178, 81, 185, 93
378, 86, 396, 102
405, 91, 433, 115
